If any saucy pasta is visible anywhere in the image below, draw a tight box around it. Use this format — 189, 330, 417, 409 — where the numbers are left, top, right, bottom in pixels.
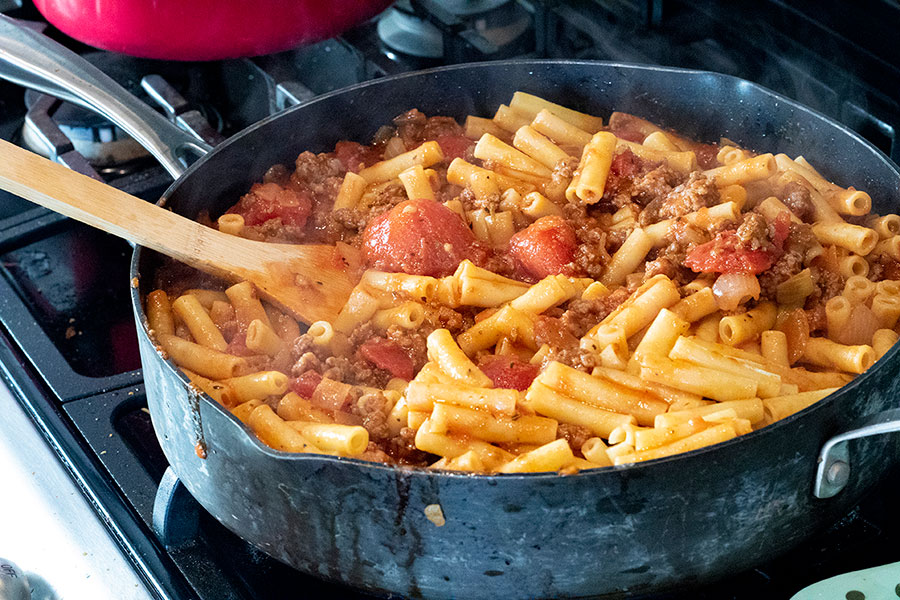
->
147, 92, 899, 473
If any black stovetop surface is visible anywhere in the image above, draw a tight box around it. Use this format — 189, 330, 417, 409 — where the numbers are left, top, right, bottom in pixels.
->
2, 1, 900, 599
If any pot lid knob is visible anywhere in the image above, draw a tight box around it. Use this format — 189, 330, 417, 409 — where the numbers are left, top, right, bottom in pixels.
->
0, 559, 30, 600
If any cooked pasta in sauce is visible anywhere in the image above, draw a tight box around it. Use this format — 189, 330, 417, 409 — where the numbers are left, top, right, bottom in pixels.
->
147, 92, 900, 473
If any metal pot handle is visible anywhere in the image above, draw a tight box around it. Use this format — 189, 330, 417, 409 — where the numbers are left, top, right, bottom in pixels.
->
814, 407, 900, 498
0, 15, 211, 179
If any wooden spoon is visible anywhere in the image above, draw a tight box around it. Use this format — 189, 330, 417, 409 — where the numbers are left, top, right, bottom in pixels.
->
0, 139, 357, 324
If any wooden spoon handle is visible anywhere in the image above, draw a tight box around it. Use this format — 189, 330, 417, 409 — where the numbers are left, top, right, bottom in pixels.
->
0, 139, 213, 264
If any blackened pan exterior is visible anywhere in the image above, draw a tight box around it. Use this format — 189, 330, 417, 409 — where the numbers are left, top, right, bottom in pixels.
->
132, 61, 900, 599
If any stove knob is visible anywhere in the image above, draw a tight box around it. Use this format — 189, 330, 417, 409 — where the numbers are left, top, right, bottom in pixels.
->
0, 559, 30, 600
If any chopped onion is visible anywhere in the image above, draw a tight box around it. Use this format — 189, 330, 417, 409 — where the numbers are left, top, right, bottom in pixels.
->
713, 272, 761, 312
837, 304, 880, 346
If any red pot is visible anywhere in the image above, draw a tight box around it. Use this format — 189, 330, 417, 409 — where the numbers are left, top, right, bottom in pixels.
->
33, 0, 394, 61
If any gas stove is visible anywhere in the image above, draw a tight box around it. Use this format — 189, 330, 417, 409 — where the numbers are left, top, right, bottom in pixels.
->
1, 1, 900, 599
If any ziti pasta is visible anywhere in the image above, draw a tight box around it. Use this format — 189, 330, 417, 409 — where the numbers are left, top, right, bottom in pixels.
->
147, 94, 897, 473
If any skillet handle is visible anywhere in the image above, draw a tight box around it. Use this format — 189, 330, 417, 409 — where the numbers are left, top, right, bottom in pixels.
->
0, 15, 211, 179
813, 407, 900, 498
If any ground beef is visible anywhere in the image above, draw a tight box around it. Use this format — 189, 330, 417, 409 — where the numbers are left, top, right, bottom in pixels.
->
387, 426, 431, 465
631, 165, 683, 208
758, 249, 804, 299
808, 265, 845, 305
564, 204, 610, 280
735, 212, 769, 251
423, 303, 476, 336
603, 152, 687, 212
559, 289, 631, 338
557, 423, 592, 454
660, 220, 710, 264
351, 391, 392, 441
639, 172, 717, 226
868, 255, 900, 281
393, 108, 464, 148
330, 182, 407, 237
779, 181, 815, 223
458, 186, 501, 213
322, 355, 392, 388
643, 256, 688, 284
541, 346, 598, 372
784, 222, 818, 259
552, 156, 578, 183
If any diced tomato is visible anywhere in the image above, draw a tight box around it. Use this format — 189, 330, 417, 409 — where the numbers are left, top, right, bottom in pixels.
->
289, 371, 323, 399
685, 231, 773, 274
361, 198, 480, 277
435, 134, 473, 161
478, 354, 539, 391
608, 113, 653, 143
693, 143, 720, 170
227, 182, 312, 228
358, 337, 415, 381
771, 211, 791, 253
508, 215, 577, 279
334, 141, 381, 173
226, 332, 255, 357
609, 149, 643, 178
533, 315, 579, 348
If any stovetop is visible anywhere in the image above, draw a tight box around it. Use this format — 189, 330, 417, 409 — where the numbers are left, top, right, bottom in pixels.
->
1, 1, 900, 599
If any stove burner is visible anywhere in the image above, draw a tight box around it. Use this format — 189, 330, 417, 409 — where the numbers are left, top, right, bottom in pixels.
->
378, 5, 444, 58
377, 0, 531, 62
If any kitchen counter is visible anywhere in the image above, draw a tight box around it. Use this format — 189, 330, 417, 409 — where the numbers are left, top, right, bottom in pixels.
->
0, 380, 154, 600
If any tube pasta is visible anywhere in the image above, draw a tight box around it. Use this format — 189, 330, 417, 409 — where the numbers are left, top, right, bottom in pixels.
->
600, 228, 654, 287
873, 329, 899, 359
398, 164, 436, 202
509, 91, 604, 132
429, 403, 557, 445
812, 222, 878, 256
333, 171, 367, 210
172, 293, 227, 351
158, 334, 247, 380
248, 405, 319, 453
718, 302, 777, 346
513, 126, 572, 170
474, 134, 552, 179
287, 421, 369, 455
531, 109, 592, 151
146, 290, 175, 337
802, 337, 875, 374
358, 141, 444, 184
217, 213, 244, 236
566, 131, 617, 204
497, 439, 575, 474
704, 153, 776, 186
525, 382, 636, 438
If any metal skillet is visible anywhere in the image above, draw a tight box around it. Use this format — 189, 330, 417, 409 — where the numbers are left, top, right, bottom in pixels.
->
3, 16, 900, 599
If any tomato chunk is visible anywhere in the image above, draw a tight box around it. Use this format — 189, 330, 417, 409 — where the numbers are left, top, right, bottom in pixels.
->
435, 134, 473, 161
227, 182, 312, 227
334, 140, 381, 173
477, 354, 539, 391
685, 231, 773, 274
358, 337, 415, 381
361, 198, 479, 277
508, 215, 577, 279
289, 370, 323, 399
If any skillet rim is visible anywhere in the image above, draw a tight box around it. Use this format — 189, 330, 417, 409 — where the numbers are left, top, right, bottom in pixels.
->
130, 58, 900, 480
